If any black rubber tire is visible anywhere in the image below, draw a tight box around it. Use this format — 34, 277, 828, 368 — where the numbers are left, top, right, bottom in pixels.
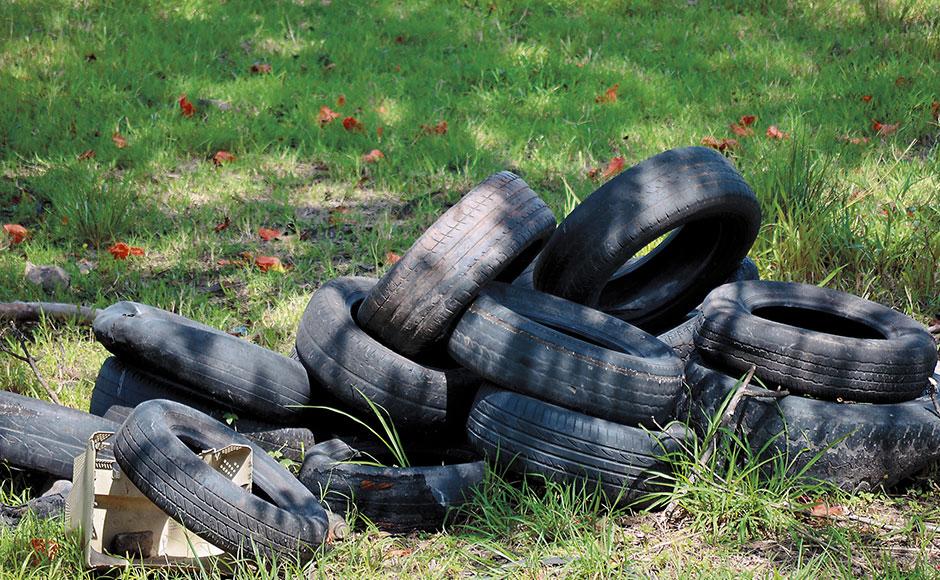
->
93, 301, 312, 420
696, 281, 938, 403
112, 400, 330, 561
298, 439, 484, 533
92, 357, 317, 462
685, 358, 940, 491
0, 391, 116, 479
356, 171, 557, 356
466, 385, 688, 506
296, 277, 480, 431
532, 146, 761, 331
448, 283, 684, 427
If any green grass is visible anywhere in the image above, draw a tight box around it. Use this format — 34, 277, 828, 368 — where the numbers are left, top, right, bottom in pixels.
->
1, 0, 939, 576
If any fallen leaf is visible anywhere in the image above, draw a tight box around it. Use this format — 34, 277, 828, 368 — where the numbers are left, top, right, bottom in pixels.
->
362, 149, 384, 163
342, 116, 364, 131
214, 216, 231, 232
730, 123, 753, 137
766, 125, 788, 139
178, 95, 196, 117
77, 149, 96, 161
385, 548, 413, 559
108, 243, 145, 260
376, 126, 384, 139
318, 105, 340, 125
895, 75, 909, 87
3, 224, 28, 244
112, 132, 127, 148
809, 502, 845, 517
329, 205, 351, 224
212, 150, 237, 165
249, 62, 272, 74
740, 115, 757, 126
701, 136, 738, 152
258, 227, 281, 241
255, 255, 285, 272
385, 251, 401, 265
872, 120, 899, 136
595, 83, 619, 104
931, 101, 940, 121
30, 538, 59, 565
838, 134, 870, 145
420, 120, 448, 135
394, 34, 406, 44
601, 156, 626, 180
861, 95, 872, 103
337, 94, 346, 106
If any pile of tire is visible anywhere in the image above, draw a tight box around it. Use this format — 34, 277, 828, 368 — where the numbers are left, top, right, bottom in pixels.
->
1, 145, 937, 558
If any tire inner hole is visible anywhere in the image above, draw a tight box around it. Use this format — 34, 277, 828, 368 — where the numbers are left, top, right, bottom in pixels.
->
752, 306, 886, 339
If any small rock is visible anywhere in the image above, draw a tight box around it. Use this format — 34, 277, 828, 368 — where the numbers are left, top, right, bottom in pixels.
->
24, 263, 70, 292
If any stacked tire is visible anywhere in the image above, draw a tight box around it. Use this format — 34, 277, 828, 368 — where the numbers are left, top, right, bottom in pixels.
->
687, 280, 940, 490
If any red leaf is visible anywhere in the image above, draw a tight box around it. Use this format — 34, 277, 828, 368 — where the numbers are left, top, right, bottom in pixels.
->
740, 115, 757, 126
108, 242, 145, 260
861, 95, 872, 103
214, 216, 231, 232
337, 94, 346, 107
420, 120, 448, 135
77, 149, 95, 161
766, 125, 788, 139
212, 150, 236, 165
362, 149, 384, 163
178, 95, 196, 118
3, 224, 28, 244
730, 123, 753, 137
376, 126, 384, 139
342, 116, 364, 132
601, 157, 626, 180
872, 120, 899, 136
385, 251, 401, 265
701, 136, 738, 152
595, 83, 619, 104
249, 62, 272, 74
255, 255, 285, 272
112, 132, 127, 148
318, 106, 340, 125
258, 227, 281, 241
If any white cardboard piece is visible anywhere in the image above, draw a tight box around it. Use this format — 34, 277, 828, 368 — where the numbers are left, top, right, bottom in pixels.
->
65, 431, 252, 569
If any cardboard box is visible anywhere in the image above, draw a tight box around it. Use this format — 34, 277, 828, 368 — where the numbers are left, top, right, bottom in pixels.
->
65, 431, 252, 569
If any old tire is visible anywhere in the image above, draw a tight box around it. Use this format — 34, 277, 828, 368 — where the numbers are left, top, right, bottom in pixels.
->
112, 400, 330, 561
685, 359, 940, 491
0, 391, 116, 479
298, 439, 484, 533
532, 146, 761, 331
448, 283, 684, 427
466, 385, 687, 506
356, 171, 557, 356
295, 277, 480, 432
93, 302, 312, 419
696, 281, 937, 403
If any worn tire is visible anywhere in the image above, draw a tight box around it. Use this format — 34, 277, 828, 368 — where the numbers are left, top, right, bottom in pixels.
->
532, 147, 761, 331
92, 357, 317, 462
356, 171, 557, 356
112, 400, 330, 561
466, 386, 687, 506
449, 283, 684, 427
696, 281, 937, 403
296, 277, 480, 431
93, 302, 312, 419
298, 439, 484, 533
0, 391, 116, 479
685, 359, 940, 491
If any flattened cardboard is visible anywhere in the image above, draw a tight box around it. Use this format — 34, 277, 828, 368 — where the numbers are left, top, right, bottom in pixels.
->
65, 431, 252, 569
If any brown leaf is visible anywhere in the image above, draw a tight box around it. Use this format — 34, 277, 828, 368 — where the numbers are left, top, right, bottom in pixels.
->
595, 83, 619, 104
255, 255, 285, 272
258, 227, 281, 241
214, 216, 231, 232
112, 132, 127, 148
601, 156, 625, 180
212, 150, 237, 165
3, 224, 28, 244
318, 106, 340, 125
385, 251, 401, 265
362, 149, 384, 163
766, 125, 788, 139
730, 123, 753, 137
250, 62, 272, 74
77, 149, 96, 161
809, 502, 845, 517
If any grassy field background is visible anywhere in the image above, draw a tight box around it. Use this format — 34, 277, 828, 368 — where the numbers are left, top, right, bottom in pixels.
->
1, 0, 939, 577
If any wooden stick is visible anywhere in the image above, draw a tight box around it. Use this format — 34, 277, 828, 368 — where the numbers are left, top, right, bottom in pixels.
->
0, 302, 99, 326
0, 330, 62, 406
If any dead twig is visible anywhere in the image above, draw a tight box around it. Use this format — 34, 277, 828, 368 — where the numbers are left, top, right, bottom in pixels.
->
0, 325, 62, 406
0, 301, 99, 326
